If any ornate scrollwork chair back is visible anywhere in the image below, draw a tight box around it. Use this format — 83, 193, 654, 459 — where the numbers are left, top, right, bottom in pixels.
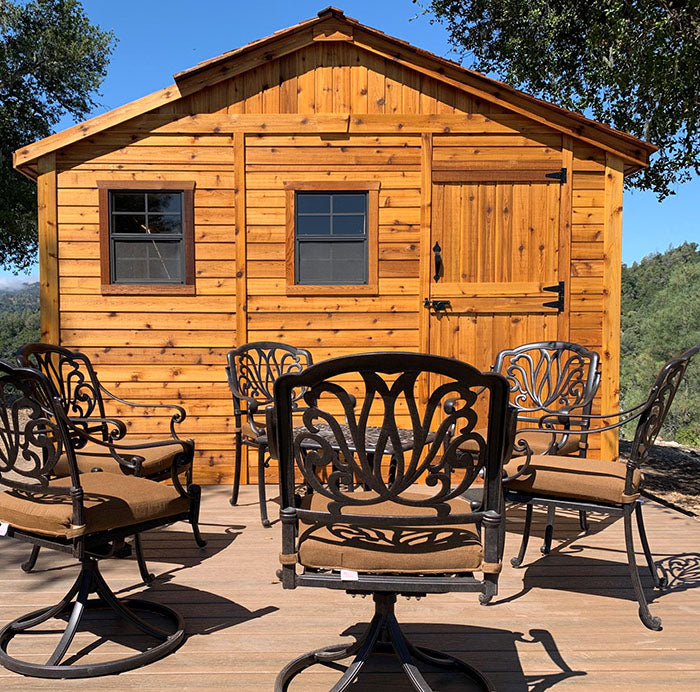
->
494, 341, 600, 454
278, 354, 511, 514
16, 343, 204, 582
502, 344, 699, 630
0, 360, 77, 500
17, 343, 108, 444
272, 352, 515, 692
226, 341, 312, 522
0, 360, 196, 678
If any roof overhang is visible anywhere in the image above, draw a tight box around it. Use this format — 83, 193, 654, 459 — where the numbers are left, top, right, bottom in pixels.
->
14, 6, 657, 179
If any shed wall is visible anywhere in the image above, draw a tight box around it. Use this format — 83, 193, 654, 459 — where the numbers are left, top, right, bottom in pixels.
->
44, 43, 619, 484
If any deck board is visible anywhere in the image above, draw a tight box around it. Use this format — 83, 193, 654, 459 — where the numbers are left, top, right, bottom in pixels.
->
1, 486, 698, 690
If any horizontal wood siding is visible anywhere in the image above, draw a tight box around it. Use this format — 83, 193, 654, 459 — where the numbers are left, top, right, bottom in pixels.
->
56, 138, 237, 485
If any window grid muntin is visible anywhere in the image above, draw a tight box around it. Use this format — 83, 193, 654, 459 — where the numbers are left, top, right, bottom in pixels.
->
295, 191, 368, 285
109, 190, 185, 284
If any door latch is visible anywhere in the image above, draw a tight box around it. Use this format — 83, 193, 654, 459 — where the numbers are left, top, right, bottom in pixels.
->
424, 298, 452, 312
542, 281, 565, 312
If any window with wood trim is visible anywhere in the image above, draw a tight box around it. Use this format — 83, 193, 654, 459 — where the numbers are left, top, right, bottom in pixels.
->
284, 182, 379, 295
97, 181, 195, 295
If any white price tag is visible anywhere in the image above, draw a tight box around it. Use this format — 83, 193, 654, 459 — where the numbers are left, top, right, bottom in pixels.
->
0, 522, 9, 537
340, 569, 359, 581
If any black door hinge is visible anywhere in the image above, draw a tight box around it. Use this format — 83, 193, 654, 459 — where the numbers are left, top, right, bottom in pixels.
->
543, 281, 565, 312
545, 167, 567, 183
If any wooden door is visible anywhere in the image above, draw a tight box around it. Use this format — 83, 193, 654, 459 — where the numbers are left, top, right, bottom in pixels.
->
428, 180, 566, 371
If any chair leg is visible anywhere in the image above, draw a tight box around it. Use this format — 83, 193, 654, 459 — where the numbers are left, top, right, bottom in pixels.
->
511, 503, 533, 568
258, 444, 271, 528
635, 501, 666, 588
579, 510, 589, 533
21, 545, 41, 573
45, 565, 93, 666
0, 556, 185, 678
187, 483, 207, 548
133, 534, 155, 584
624, 506, 662, 631
541, 505, 556, 554
275, 592, 495, 692
230, 432, 243, 506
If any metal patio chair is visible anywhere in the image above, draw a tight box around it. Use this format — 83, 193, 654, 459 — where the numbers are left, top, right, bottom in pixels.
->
502, 344, 699, 630
226, 341, 312, 526
0, 360, 200, 678
17, 343, 206, 582
494, 341, 601, 558
272, 351, 516, 691
447, 341, 601, 558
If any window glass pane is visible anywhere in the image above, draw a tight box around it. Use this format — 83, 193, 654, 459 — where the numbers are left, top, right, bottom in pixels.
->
297, 193, 330, 214
296, 214, 331, 236
113, 214, 147, 234
297, 241, 366, 284
112, 193, 145, 212
333, 214, 365, 236
148, 242, 182, 281
333, 194, 366, 214
147, 193, 181, 213
113, 241, 183, 283
147, 215, 182, 234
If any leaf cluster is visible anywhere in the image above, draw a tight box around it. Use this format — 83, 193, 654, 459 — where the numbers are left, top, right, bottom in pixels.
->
0, 0, 115, 271
0, 282, 40, 360
418, 0, 700, 198
620, 243, 700, 444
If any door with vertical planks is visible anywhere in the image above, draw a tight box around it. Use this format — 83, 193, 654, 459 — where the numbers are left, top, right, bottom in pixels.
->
427, 179, 567, 372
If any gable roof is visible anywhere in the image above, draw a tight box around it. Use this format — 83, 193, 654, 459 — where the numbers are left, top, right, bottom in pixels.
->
14, 6, 656, 179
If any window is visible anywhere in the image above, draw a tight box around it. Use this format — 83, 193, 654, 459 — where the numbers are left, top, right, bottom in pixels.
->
97, 181, 195, 295
284, 182, 379, 295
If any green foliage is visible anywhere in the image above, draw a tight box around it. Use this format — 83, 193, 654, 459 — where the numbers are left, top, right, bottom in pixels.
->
0, 0, 115, 272
0, 282, 40, 360
417, 1, 700, 199
620, 243, 700, 444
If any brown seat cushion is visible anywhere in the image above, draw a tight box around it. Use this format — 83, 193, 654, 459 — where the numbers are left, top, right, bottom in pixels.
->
297, 491, 483, 574
503, 455, 642, 505
53, 438, 188, 478
459, 428, 581, 456
0, 472, 190, 539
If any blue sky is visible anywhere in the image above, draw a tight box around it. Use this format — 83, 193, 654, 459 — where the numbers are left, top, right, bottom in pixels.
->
2, 0, 697, 285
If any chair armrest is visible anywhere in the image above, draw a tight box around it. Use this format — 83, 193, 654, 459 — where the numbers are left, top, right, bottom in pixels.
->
535, 399, 650, 437
502, 438, 534, 483
99, 383, 187, 439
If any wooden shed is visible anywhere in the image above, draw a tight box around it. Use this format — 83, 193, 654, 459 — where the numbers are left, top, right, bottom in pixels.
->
14, 7, 656, 484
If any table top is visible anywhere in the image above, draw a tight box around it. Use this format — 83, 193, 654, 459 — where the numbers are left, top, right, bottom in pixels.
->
292, 422, 434, 454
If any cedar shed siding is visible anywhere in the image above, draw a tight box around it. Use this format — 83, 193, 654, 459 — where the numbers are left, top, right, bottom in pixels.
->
17, 9, 653, 483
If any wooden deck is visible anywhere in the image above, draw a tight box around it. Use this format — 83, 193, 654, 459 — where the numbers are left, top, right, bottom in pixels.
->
1, 486, 699, 690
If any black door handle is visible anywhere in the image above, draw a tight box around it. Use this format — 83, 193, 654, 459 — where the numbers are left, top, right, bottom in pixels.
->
433, 242, 442, 282
424, 299, 451, 312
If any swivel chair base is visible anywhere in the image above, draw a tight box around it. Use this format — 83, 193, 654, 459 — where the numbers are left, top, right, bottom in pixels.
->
275, 592, 494, 692
0, 556, 185, 678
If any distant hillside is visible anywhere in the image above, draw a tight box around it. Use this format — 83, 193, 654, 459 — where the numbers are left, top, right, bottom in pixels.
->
0, 282, 40, 361
620, 242, 700, 444
0, 248, 698, 445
